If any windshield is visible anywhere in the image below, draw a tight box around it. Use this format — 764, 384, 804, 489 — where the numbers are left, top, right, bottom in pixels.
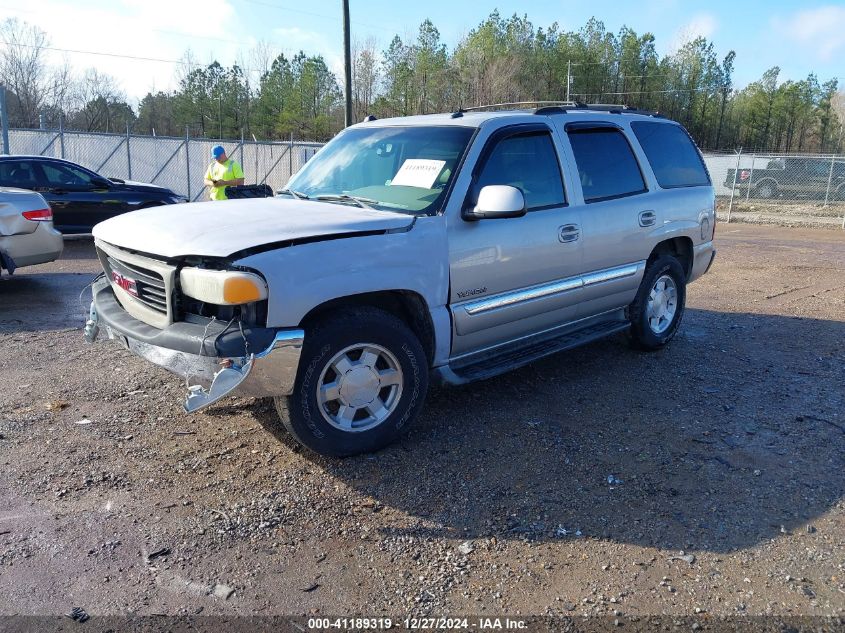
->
285, 125, 475, 215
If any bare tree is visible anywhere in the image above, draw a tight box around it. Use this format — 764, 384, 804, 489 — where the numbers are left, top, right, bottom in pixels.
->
68, 68, 127, 132
833, 91, 845, 152
352, 36, 379, 120
174, 49, 199, 88
0, 18, 51, 126
250, 40, 276, 78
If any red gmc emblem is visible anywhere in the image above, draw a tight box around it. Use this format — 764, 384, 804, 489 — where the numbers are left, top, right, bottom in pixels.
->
111, 270, 138, 297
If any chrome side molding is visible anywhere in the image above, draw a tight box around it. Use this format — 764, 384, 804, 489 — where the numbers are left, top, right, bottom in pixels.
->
461, 261, 644, 317
463, 276, 583, 316
582, 262, 640, 287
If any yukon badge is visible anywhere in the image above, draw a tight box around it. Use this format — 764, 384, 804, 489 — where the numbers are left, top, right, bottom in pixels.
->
457, 286, 487, 299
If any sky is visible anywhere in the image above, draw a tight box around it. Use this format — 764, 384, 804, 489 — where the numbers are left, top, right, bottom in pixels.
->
1, 0, 844, 103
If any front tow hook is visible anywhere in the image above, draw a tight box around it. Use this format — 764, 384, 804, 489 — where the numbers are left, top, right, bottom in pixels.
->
84, 301, 100, 343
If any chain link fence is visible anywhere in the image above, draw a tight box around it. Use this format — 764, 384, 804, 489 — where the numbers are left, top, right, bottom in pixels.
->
4, 127, 845, 229
702, 150, 845, 229
7, 127, 323, 202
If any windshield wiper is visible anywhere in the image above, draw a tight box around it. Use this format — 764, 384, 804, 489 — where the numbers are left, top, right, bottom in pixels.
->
314, 193, 378, 209
278, 188, 309, 200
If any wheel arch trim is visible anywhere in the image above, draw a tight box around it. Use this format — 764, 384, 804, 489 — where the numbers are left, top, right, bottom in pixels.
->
298, 289, 444, 368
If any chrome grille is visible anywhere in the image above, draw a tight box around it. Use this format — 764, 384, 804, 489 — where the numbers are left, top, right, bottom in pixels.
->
106, 255, 168, 315
95, 239, 176, 330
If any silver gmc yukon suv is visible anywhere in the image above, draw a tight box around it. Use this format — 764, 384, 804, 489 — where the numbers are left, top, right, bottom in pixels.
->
85, 103, 716, 456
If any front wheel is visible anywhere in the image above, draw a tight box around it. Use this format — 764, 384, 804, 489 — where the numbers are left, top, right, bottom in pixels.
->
628, 255, 687, 351
275, 307, 429, 457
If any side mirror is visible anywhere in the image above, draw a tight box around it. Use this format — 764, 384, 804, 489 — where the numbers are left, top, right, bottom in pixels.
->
91, 177, 112, 189
464, 185, 526, 220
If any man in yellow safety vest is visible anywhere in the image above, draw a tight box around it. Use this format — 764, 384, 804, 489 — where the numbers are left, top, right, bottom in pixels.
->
203, 145, 245, 200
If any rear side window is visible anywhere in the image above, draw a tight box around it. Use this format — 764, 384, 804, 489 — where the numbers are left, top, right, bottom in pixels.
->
631, 122, 710, 188
0, 160, 39, 188
567, 127, 646, 203
475, 131, 566, 210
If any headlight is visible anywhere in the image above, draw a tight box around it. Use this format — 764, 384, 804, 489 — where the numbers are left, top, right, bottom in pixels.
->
180, 268, 267, 305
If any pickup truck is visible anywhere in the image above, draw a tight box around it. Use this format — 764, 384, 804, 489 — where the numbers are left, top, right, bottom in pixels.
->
725, 156, 845, 200
84, 104, 716, 456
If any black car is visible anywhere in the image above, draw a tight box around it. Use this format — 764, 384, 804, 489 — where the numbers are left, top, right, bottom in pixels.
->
0, 156, 187, 233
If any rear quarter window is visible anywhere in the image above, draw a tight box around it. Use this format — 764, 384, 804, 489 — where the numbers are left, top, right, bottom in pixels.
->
631, 121, 710, 188
0, 161, 38, 187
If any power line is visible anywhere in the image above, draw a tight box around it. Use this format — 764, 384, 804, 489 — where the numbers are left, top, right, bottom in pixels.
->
0, 4, 298, 50
0, 1, 401, 35
572, 71, 678, 81
240, 0, 402, 34
573, 86, 718, 96
0, 41, 191, 65
150, 28, 288, 49
570, 59, 625, 66
0, 40, 317, 76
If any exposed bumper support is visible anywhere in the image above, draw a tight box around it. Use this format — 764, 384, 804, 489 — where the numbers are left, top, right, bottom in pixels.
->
184, 357, 256, 413
183, 329, 305, 412
86, 280, 304, 412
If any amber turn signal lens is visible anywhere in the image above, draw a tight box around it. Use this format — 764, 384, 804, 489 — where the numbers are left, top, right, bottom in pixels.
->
223, 276, 264, 304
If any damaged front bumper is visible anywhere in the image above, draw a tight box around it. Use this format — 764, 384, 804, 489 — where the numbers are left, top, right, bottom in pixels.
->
86, 277, 304, 412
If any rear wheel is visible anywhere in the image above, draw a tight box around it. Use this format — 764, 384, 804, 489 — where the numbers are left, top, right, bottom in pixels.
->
628, 255, 686, 351
754, 181, 777, 199
275, 307, 429, 457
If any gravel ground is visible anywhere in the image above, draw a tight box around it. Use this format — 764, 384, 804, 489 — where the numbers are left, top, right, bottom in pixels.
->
716, 200, 845, 229
0, 226, 844, 621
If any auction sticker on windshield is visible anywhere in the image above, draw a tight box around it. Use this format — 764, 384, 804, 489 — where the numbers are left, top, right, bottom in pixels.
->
391, 159, 446, 188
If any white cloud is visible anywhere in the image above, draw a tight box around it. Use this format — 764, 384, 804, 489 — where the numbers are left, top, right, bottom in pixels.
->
772, 5, 845, 62
1, 0, 253, 100
273, 27, 344, 79
669, 12, 717, 51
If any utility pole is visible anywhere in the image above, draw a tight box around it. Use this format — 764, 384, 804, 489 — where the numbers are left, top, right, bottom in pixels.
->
342, 0, 353, 127
566, 60, 571, 102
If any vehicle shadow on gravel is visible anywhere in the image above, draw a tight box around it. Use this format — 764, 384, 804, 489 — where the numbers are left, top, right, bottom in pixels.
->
257, 308, 845, 553
0, 238, 98, 333
0, 273, 95, 333
57, 235, 97, 259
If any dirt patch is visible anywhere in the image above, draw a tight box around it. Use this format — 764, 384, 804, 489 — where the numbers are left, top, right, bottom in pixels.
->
717, 199, 845, 229
0, 229, 844, 619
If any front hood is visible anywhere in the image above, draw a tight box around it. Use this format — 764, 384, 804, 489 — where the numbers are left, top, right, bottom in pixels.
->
92, 197, 415, 258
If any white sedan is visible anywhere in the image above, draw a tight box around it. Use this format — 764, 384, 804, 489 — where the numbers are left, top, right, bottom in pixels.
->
0, 187, 63, 274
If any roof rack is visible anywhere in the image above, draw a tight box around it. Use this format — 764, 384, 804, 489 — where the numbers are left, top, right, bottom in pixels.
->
459, 101, 663, 118
534, 103, 664, 118
463, 101, 586, 112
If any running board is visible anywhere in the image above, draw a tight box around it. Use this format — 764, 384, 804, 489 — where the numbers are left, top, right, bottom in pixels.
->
436, 319, 630, 386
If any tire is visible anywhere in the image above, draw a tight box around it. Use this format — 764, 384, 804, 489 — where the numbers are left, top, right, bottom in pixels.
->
754, 181, 777, 200
628, 255, 687, 351
275, 307, 429, 457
